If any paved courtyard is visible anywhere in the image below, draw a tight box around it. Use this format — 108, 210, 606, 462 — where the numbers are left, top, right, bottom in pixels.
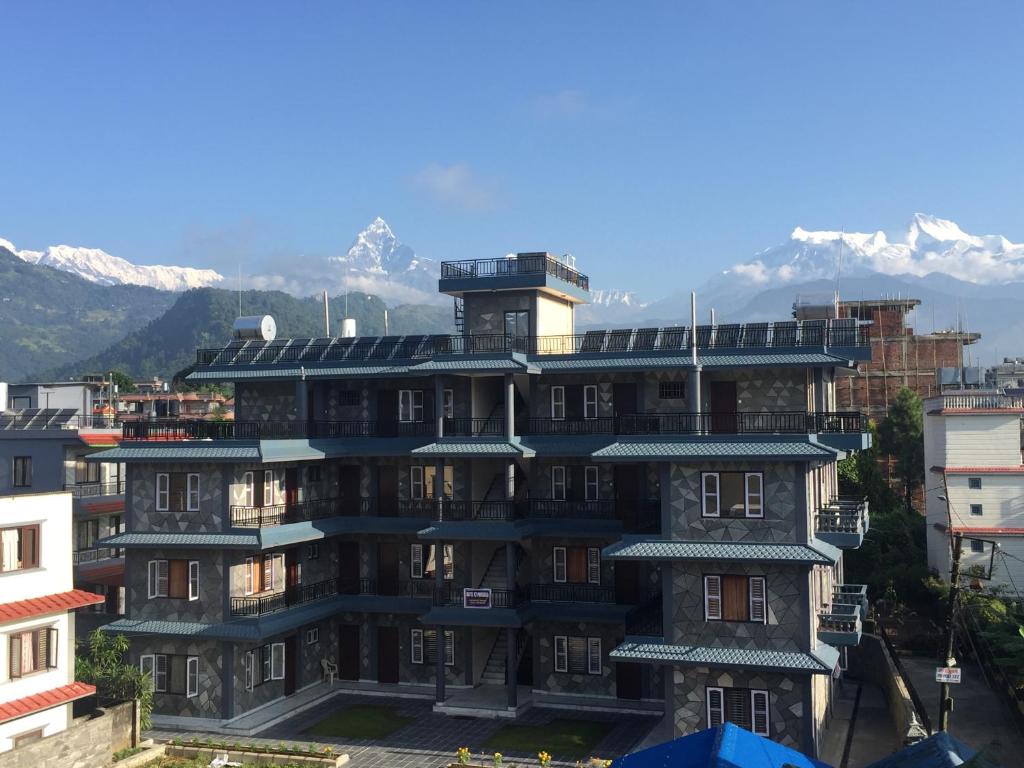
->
151, 694, 660, 768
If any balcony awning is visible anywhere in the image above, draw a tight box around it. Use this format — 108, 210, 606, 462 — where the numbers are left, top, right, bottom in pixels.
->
609, 640, 840, 675
99, 532, 259, 549
602, 537, 841, 565
0, 589, 105, 623
0, 682, 97, 725
590, 438, 838, 461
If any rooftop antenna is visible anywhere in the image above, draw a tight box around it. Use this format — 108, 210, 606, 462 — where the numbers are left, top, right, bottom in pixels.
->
323, 290, 330, 336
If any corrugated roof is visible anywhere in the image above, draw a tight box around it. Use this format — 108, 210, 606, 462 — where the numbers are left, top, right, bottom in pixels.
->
609, 640, 839, 674
101, 618, 259, 641
0, 589, 105, 623
85, 445, 260, 462
100, 532, 259, 548
602, 538, 841, 564
0, 682, 97, 724
411, 441, 524, 457
413, 358, 527, 372
591, 439, 837, 460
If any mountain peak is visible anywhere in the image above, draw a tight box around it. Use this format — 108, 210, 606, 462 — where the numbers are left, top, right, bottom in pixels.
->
905, 213, 978, 247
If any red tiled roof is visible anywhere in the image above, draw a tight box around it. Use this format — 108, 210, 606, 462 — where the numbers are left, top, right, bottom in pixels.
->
952, 526, 1024, 536
0, 590, 106, 623
79, 433, 122, 446
82, 499, 125, 515
938, 466, 1024, 474
0, 682, 96, 724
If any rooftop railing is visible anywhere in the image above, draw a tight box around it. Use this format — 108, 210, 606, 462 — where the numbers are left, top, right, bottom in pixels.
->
64, 480, 126, 498
440, 254, 590, 291
192, 319, 869, 368
121, 419, 434, 441
0, 411, 124, 431
936, 392, 1024, 411
815, 497, 869, 534
72, 547, 122, 565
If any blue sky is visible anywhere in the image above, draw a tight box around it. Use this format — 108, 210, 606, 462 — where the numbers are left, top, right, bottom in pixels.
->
2, 1, 1022, 298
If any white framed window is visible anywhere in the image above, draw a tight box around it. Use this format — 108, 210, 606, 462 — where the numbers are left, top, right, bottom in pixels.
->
262, 644, 272, 682
270, 642, 285, 680
583, 385, 598, 420
443, 389, 454, 419
410, 628, 424, 664
704, 575, 722, 621
154, 655, 168, 692
552, 547, 567, 583
186, 473, 200, 512
306, 628, 319, 645
242, 471, 254, 507
551, 466, 567, 501
968, 477, 982, 490
410, 466, 425, 500
148, 560, 169, 598
584, 466, 599, 501
551, 386, 566, 420
263, 470, 275, 506
244, 557, 255, 596
156, 473, 169, 512
307, 543, 320, 560
186, 656, 199, 698
745, 473, 763, 519
553, 635, 568, 672
188, 561, 200, 601
702, 473, 720, 518
587, 637, 602, 675
244, 650, 255, 690
749, 576, 766, 624
410, 544, 424, 579
587, 547, 601, 585
751, 690, 770, 736
443, 630, 455, 666
706, 686, 724, 728
399, 390, 424, 422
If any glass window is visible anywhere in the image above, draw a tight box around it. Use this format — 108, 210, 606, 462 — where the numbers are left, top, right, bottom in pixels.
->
443, 389, 454, 419
551, 386, 566, 420
551, 466, 567, 500
970, 504, 983, 516
13, 457, 31, 488
702, 472, 764, 518
583, 385, 598, 420
584, 466, 599, 501
1, 526, 39, 572
504, 310, 530, 339
968, 477, 982, 490
399, 390, 424, 422
971, 539, 985, 553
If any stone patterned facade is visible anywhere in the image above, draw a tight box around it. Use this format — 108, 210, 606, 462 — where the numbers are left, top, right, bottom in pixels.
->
533, 621, 623, 698
236, 381, 299, 422
126, 549, 225, 623
130, 639, 223, 719
130, 463, 226, 532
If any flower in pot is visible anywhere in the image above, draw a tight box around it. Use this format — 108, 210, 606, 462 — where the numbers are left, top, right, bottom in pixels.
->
539, 751, 552, 767
493, 752, 503, 767
456, 746, 472, 765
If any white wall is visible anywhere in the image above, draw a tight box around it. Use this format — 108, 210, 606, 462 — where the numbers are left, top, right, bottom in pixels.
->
0, 493, 73, 597
0, 702, 69, 751
943, 415, 1022, 467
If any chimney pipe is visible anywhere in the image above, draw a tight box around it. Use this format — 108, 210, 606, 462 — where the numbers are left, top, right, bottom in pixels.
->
323, 290, 330, 336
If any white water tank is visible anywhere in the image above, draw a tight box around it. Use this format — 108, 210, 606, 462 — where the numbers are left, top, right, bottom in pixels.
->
232, 315, 277, 341
340, 318, 357, 338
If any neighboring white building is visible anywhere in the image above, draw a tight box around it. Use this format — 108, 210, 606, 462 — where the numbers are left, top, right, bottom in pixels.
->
0, 491, 103, 752
924, 391, 1024, 590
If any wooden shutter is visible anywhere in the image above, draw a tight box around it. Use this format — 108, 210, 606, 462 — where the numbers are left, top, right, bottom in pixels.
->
186, 657, 199, 698
722, 575, 749, 621
704, 575, 722, 620
586, 637, 601, 675
46, 628, 58, 668
725, 688, 750, 730
23, 527, 38, 569
154, 654, 168, 692
410, 629, 423, 664
567, 636, 587, 673
444, 631, 455, 666
244, 557, 254, 595
410, 544, 424, 579
552, 547, 566, 583
8, 634, 21, 679
751, 690, 770, 735
567, 547, 587, 583
35, 628, 47, 673
168, 560, 189, 599
706, 687, 724, 727
188, 561, 200, 601
587, 547, 601, 584
749, 577, 767, 624
553, 635, 568, 672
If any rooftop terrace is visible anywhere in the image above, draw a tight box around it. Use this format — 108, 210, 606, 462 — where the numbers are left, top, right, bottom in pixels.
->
440, 253, 590, 291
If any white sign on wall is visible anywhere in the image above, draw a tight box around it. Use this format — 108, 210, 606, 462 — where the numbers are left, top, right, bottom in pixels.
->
935, 667, 962, 684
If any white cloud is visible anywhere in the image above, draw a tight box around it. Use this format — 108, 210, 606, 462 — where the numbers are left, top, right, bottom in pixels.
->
532, 89, 587, 119
411, 163, 497, 211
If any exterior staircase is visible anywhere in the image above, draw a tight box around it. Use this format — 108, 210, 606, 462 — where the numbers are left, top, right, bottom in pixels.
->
479, 632, 507, 685
478, 548, 508, 590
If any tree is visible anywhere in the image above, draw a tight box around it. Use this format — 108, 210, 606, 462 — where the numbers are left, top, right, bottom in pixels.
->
76, 630, 153, 729
108, 370, 137, 393
877, 387, 925, 512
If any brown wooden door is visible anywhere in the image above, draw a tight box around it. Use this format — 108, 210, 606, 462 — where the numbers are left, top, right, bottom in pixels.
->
722, 575, 748, 621
338, 541, 360, 593
284, 635, 297, 695
709, 381, 738, 433
285, 467, 299, 507
339, 465, 361, 516
566, 547, 587, 583
377, 543, 399, 596
378, 466, 398, 517
377, 390, 399, 438
614, 465, 641, 527
285, 548, 300, 589
614, 560, 641, 604
613, 383, 638, 416
339, 625, 360, 680
377, 626, 399, 684
616, 662, 642, 700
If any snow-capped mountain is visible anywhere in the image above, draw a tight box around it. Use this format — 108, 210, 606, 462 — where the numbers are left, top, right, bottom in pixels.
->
0, 237, 223, 291
327, 217, 438, 294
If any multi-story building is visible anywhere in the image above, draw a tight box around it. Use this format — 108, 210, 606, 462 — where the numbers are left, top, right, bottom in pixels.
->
0, 491, 105, 751
924, 390, 1024, 589
93, 253, 871, 755
0, 407, 126, 624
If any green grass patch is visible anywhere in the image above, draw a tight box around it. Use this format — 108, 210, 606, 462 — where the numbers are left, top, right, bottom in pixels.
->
304, 704, 414, 740
482, 718, 607, 760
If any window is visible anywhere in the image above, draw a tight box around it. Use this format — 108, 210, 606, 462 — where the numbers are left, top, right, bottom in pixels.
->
75, 457, 100, 485
410, 544, 424, 579
704, 575, 766, 623
410, 466, 425, 499
424, 465, 454, 499
443, 389, 454, 419
0, 525, 39, 572
186, 656, 199, 698
244, 650, 255, 690
148, 559, 199, 599
659, 381, 685, 399
553, 635, 601, 675
13, 457, 31, 488
244, 557, 255, 596
7, 627, 58, 678
262, 553, 284, 591
970, 504, 983, 517
155, 473, 201, 512
551, 466, 567, 500
552, 547, 600, 584
413, 543, 453, 580
77, 519, 99, 550
504, 310, 530, 339
140, 654, 196, 695
701, 472, 765, 518
411, 628, 454, 665
584, 466, 599, 501
551, 386, 566, 420
10, 396, 30, 409
306, 628, 319, 646
706, 687, 770, 736
263, 469, 277, 506
307, 543, 320, 560
242, 472, 254, 507
307, 465, 322, 483
583, 385, 598, 420
336, 390, 360, 407
968, 477, 982, 490
270, 642, 285, 680
399, 390, 424, 422
971, 539, 985, 553
12, 730, 43, 748
410, 628, 424, 664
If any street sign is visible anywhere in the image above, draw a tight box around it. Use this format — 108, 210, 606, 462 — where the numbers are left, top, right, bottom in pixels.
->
935, 667, 962, 684
463, 587, 492, 609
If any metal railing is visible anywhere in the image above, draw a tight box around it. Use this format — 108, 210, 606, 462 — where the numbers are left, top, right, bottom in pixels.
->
396, 499, 440, 519
64, 480, 126, 498
526, 499, 617, 519
72, 547, 122, 565
121, 419, 434, 441
440, 254, 590, 291
0, 413, 125, 431
937, 392, 1024, 410
442, 417, 505, 437
229, 496, 347, 528
192, 320, 870, 367
436, 499, 517, 521
528, 583, 615, 604
625, 593, 663, 636
432, 584, 522, 608
337, 578, 435, 598
832, 584, 869, 606
815, 497, 869, 534
818, 612, 862, 635
229, 576, 340, 617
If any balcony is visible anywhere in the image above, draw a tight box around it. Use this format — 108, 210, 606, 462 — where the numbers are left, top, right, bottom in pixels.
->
442, 417, 505, 437
121, 419, 434, 441
527, 499, 616, 520
440, 253, 590, 292
229, 496, 354, 528
528, 583, 616, 604
192, 319, 871, 368
436, 499, 517, 522
625, 593, 663, 638
64, 480, 125, 498
815, 498, 869, 548
817, 606, 863, 647
934, 391, 1024, 411
432, 584, 522, 609
338, 578, 435, 599
832, 584, 869, 621
520, 411, 867, 437
72, 547, 123, 566
229, 577, 341, 617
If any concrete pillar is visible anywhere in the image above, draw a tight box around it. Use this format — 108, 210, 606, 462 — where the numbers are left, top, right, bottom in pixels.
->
688, 366, 703, 433
506, 627, 518, 708
295, 379, 308, 433
435, 458, 446, 520
221, 642, 234, 720
436, 625, 447, 703
505, 373, 515, 439
435, 376, 445, 438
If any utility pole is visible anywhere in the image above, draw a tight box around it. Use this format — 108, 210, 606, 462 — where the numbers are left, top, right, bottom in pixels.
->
939, 531, 963, 731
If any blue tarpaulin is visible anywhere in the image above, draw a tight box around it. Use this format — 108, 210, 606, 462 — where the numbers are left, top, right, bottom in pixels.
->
609, 723, 833, 768
866, 732, 997, 768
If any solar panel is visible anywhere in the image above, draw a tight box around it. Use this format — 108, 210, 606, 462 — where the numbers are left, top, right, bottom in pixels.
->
346, 338, 373, 361
369, 336, 402, 359
580, 330, 607, 353
323, 338, 356, 362
715, 324, 742, 348
211, 340, 246, 365
744, 323, 769, 347
772, 321, 798, 347
299, 338, 332, 362
607, 329, 633, 352
801, 320, 827, 346
633, 328, 658, 351
656, 327, 688, 350
0, 414, 14, 429
829, 318, 857, 346
398, 335, 429, 358
694, 326, 713, 348
257, 339, 290, 363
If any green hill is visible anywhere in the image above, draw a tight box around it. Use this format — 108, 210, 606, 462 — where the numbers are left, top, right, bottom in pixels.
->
0, 247, 177, 382
44, 287, 453, 380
